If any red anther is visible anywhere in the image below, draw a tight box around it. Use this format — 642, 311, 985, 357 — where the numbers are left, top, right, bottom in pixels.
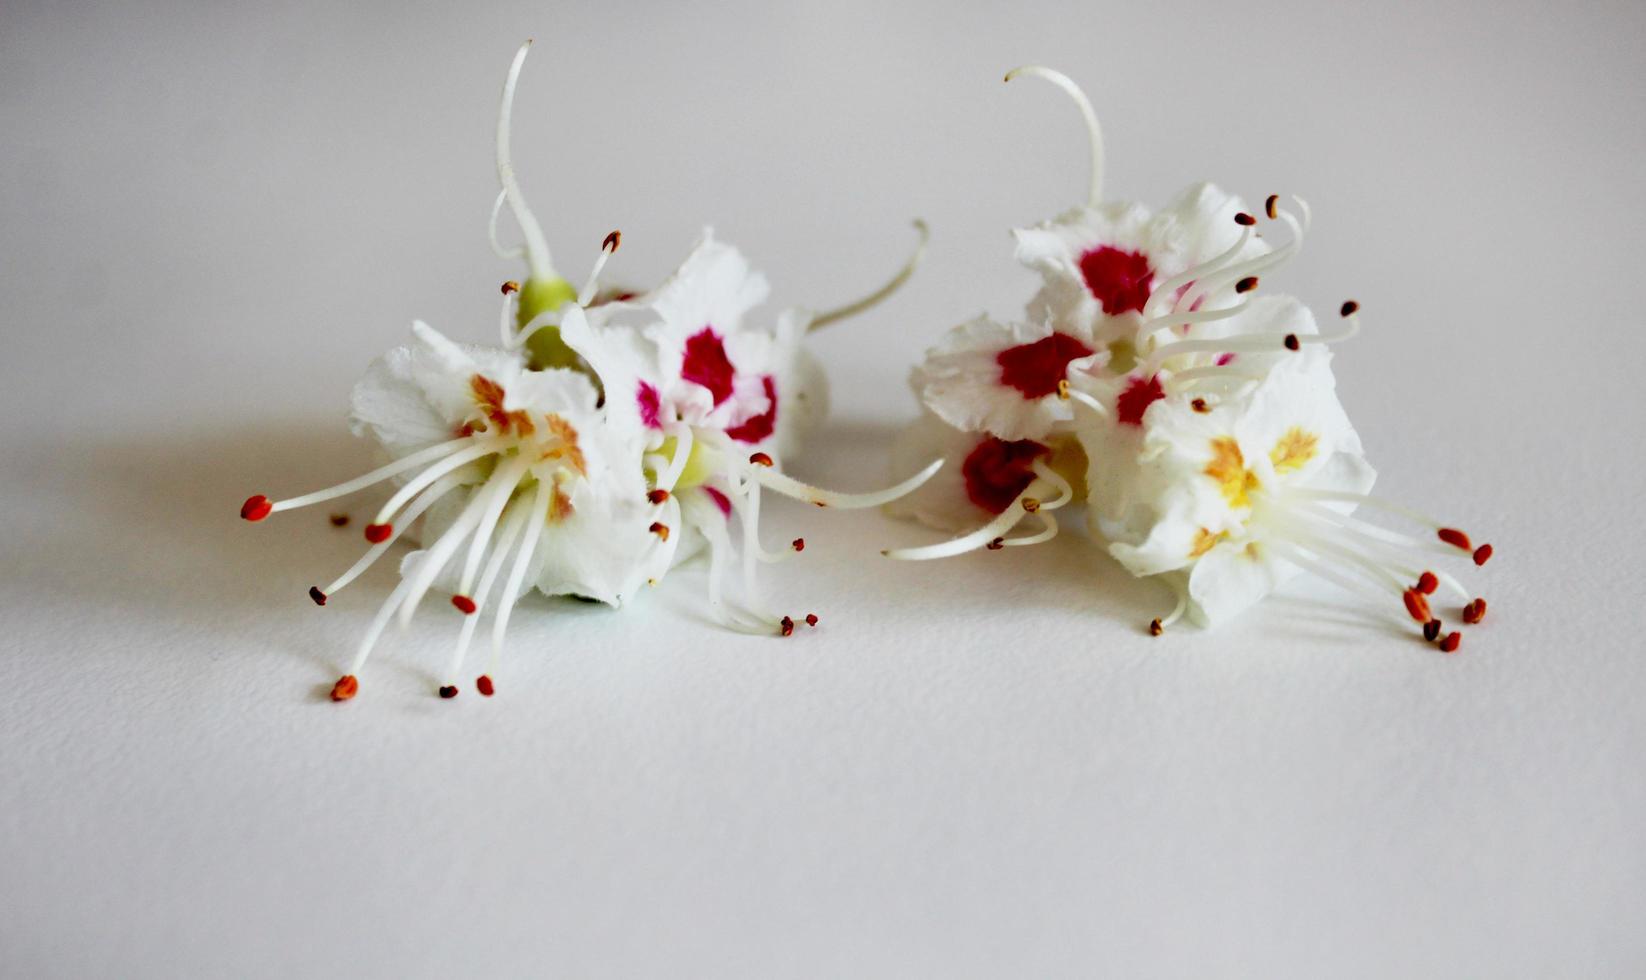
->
986, 537, 1005, 551
1340, 300, 1360, 317
330, 675, 359, 702
501, 280, 519, 295
329, 513, 350, 527
792, 538, 805, 552
805, 613, 818, 627
780, 615, 795, 637
451, 595, 477, 615
1463, 598, 1488, 624
438, 685, 459, 699
1402, 588, 1432, 623
1235, 212, 1257, 226
1439, 632, 1462, 654
1235, 276, 1259, 293
647, 489, 670, 504
1437, 528, 1472, 551
748, 452, 774, 467
240, 495, 273, 521
1283, 334, 1300, 351
1423, 619, 1442, 642
476, 675, 495, 697
602, 230, 622, 252
364, 523, 393, 544
308, 586, 328, 606
1473, 543, 1493, 566
1149, 618, 1163, 636
1417, 571, 1439, 595
1265, 194, 1279, 219
649, 522, 670, 542
1191, 398, 1209, 413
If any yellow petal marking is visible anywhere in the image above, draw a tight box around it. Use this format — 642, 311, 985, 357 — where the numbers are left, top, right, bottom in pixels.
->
1205, 437, 1259, 508
1270, 427, 1319, 475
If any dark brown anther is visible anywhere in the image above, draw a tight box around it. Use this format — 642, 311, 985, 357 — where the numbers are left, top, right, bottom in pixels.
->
1235, 212, 1257, 226
1417, 571, 1439, 595
438, 685, 459, 699
1149, 618, 1163, 636
1283, 334, 1300, 351
476, 675, 495, 697
779, 615, 795, 637
501, 280, 520, 295
805, 613, 819, 627
647, 489, 670, 504
364, 523, 393, 544
1265, 194, 1279, 220
1423, 619, 1442, 642
1235, 276, 1259, 293
748, 452, 774, 467
241, 494, 273, 522
308, 586, 328, 606
451, 595, 477, 615
1439, 632, 1462, 654
986, 537, 1005, 551
1473, 543, 1493, 566
603, 230, 622, 252
330, 675, 359, 702
792, 538, 805, 552
1191, 398, 1209, 413
1340, 300, 1360, 317
329, 513, 350, 527
649, 522, 670, 542
1402, 588, 1432, 623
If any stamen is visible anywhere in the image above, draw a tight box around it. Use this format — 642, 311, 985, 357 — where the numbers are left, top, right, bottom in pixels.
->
439, 685, 459, 699
1004, 65, 1104, 207
748, 452, 774, 467
487, 479, 553, 680
1402, 588, 1431, 623
451, 595, 477, 614
656, 425, 695, 492
330, 675, 359, 701
1417, 571, 1439, 595
805, 613, 819, 627
1235, 276, 1258, 293
647, 489, 670, 504
396, 464, 519, 629
364, 523, 392, 543
1142, 222, 1255, 319
477, 675, 495, 697
1265, 194, 1279, 220
748, 457, 944, 510
1437, 528, 1472, 551
329, 513, 350, 527
444, 500, 528, 695
884, 479, 1046, 561
1463, 598, 1487, 624
1473, 544, 1494, 565
810, 219, 930, 331
501, 281, 520, 295
1235, 212, 1256, 227
309, 586, 327, 606
649, 522, 671, 541
369, 441, 501, 527
792, 538, 805, 552
1423, 619, 1442, 642
496, 40, 556, 281
576, 230, 622, 307
456, 455, 533, 597
780, 616, 795, 637
251, 437, 481, 519
1439, 632, 1462, 654
318, 473, 464, 599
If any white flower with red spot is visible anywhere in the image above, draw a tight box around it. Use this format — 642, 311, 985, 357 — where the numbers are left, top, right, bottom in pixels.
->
886, 65, 1495, 649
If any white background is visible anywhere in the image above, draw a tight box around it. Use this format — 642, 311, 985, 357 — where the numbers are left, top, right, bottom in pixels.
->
3, 0, 1642, 976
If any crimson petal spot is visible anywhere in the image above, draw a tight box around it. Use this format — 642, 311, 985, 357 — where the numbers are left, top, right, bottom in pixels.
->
681, 327, 736, 406
1078, 245, 1154, 315
996, 333, 1095, 400
962, 437, 1051, 514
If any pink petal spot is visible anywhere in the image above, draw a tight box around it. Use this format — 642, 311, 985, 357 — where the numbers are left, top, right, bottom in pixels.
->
703, 486, 733, 518
1078, 245, 1154, 315
681, 327, 736, 406
995, 333, 1095, 400
1116, 374, 1164, 426
637, 381, 662, 430
1215, 353, 1237, 367
961, 437, 1051, 514
725, 376, 778, 444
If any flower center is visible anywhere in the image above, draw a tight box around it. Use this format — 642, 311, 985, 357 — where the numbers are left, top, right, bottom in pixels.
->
1079, 245, 1153, 315
996, 333, 1095, 399
962, 437, 1051, 514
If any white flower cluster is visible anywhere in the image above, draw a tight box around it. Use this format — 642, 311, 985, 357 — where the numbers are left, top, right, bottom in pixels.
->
888, 67, 1493, 643
241, 43, 935, 701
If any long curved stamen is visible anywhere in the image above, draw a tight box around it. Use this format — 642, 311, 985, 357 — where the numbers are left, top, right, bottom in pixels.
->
248, 437, 478, 517
577, 231, 621, 307
369, 441, 502, 528
883, 480, 1047, 561
809, 219, 930, 331
656, 424, 695, 492
1173, 200, 1309, 316
1291, 506, 1471, 602
497, 40, 556, 282
746, 456, 944, 509
340, 573, 420, 694
1288, 499, 1474, 580
1003, 512, 1059, 546
1005, 65, 1104, 207
443, 498, 528, 693
1150, 577, 1190, 635
1142, 223, 1255, 320
316, 473, 465, 600
487, 189, 526, 261
1162, 366, 1266, 394
1265, 538, 1408, 624
1061, 383, 1112, 421
1292, 488, 1487, 563
456, 455, 533, 598
683, 493, 779, 634
395, 465, 517, 628
484, 478, 552, 686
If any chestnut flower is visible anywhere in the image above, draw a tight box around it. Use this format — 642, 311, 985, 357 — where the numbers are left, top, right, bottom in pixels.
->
240, 42, 939, 701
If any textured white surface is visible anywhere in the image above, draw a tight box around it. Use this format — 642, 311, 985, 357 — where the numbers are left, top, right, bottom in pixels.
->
2, 1, 1643, 976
